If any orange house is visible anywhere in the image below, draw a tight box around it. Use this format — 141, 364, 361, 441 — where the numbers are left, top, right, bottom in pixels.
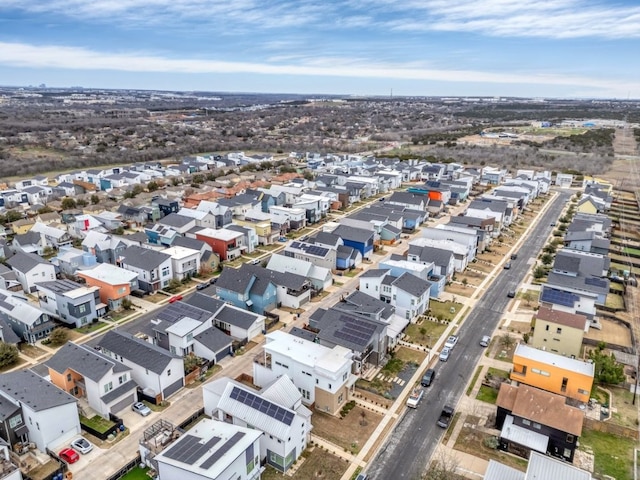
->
77, 263, 139, 310
511, 343, 594, 403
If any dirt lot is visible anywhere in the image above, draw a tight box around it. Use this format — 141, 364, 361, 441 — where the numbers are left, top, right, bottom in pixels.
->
262, 447, 349, 480
584, 318, 632, 348
311, 406, 383, 454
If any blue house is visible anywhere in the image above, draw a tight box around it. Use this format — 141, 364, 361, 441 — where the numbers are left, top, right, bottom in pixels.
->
332, 225, 375, 260
215, 264, 277, 315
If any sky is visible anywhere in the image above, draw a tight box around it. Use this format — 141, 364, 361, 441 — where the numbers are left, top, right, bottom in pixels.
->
1, 0, 639, 99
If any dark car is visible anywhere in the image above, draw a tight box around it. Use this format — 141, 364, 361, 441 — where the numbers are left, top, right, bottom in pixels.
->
507, 290, 516, 298
503, 262, 511, 270
550, 222, 556, 226
421, 368, 436, 387
510, 253, 517, 260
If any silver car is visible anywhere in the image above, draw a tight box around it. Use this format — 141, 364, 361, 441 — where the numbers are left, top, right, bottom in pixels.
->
439, 347, 451, 362
70, 437, 93, 454
132, 401, 152, 416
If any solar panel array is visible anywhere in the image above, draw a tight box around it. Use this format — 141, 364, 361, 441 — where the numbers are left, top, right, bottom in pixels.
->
541, 289, 578, 308
163, 434, 221, 465
333, 315, 376, 347
158, 302, 208, 323
230, 386, 295, 425
0, 293, 14, 312
200, 431, 246, 469
289, 241, 329, 257
585, 277, 608, 288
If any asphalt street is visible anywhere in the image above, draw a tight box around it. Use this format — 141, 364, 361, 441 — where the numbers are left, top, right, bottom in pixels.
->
366, 190, 572, 480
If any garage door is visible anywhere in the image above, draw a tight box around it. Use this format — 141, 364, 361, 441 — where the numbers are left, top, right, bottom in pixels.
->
162, 378, 184, 400
111, 394, 135, 414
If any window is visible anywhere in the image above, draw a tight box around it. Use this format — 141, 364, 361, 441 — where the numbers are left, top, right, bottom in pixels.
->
545, 324, 550, 331
533, 422, 541, 430
561, 377, 568, 392
119, 375, 126, 385
566, 434, 574, 443
104, 381, 113, 393
9, 415, 22, 429
338, 393, 343, 404
161, 266, 170, 276
343, 372, 348, 381
556, 327, 562, 334
411, 299, 415, 305
78, 303, 87, 314
167, 369, 171, 376
521, 419, 531, 426
66, 373, 72, 382
578, 388, 590, 396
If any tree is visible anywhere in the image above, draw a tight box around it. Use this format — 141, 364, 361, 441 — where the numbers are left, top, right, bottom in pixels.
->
521, 291, 534, 307
90, 194, 100, 205
533, 266, 546, 279
184, 354, 203, 374
422, 451, 460, 480
543, 244, 557, 254
61, 197, 77, 210
500, 333, 515, 350
461, 278, 468, 288
0, 342, 19, 368
541, 253, 554, 266
49, 327, 69, 346
147, 181, 159, 192
76, 199, 88, 207
165, 278, 182, 293
589, 343, 625, 385
121, 298, 133, 310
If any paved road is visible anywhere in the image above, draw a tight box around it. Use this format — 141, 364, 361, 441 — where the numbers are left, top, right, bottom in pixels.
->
367, 190, 572, 480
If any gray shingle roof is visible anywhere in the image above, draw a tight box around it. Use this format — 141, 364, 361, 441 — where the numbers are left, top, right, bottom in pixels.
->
6, 251, 49, 273
194, 327, 233, 354
101, 379, 137, 403
46, 342, 130, 381
0, 370, 76, 411
120, 245, 170, 270
183, 293, 225, 315
215, 265, 255, 294
332, 224, 374, 244
98, 330, 179, 375
360, 269, 390, 278
215, 305, 261, 329
159, 213, 194, 228
391, 272, 431, 297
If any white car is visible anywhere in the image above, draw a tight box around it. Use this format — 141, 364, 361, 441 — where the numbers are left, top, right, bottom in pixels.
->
444, 335, 459, 350
439, 347, 451, 362
70, 437, 93, 454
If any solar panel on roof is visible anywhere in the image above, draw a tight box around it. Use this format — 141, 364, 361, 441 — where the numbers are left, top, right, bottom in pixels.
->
163, 434, 221, 465
0, 300, 14, 311
585, 277, 607, 288
229, 386, 294, 425
200, 432, 246, 470
541, 289, 578, 308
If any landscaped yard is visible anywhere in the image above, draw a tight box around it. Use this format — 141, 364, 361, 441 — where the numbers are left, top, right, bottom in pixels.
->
429, 299, 464, 322
405, 320, 448, 347
120, 466, 151, 480
19, 343, 47, 359
454, 422, 528, 472
476, 368, 510, 404
75, 321, 108, 334
580, 428, 635, 480
80, 414, 115, 434
310, 406, 382, 454
261, 447, 349, 480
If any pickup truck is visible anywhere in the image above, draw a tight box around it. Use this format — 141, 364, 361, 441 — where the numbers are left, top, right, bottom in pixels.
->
406, 387, 424, 408
437, 405, 454, 428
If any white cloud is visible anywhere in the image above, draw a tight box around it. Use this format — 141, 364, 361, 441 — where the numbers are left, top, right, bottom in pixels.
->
0, 41, 637, 97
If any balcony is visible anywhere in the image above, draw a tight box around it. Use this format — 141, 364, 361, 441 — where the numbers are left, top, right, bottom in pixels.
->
254, 352, 272, 369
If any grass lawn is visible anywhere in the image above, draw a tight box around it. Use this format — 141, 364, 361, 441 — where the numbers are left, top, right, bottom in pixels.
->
580, 429, 635, 480
605, 293, 625, 310
394, 346, 426, 365
476, 368, 510, 404
120, 467, 151, 480
80, 415, 115, 434
405, 320, 448, 347
429, 300, 464, 322
380, 357, 404, 377
75, 321, 108, 334
476, 385, 500, 403
623, 247, 640, 256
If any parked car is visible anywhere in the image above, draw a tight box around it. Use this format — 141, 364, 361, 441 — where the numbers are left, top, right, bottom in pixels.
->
421, 368, 436, 387
503, 262, 511, 270
168, 295, 183, 303
550, 222, 556, 226
510, 253, 518, 260
439, 347, 451, 362
196, 283, 208, 290
444, 335, 458, 350
132, 401, 152, 416
59, 448, 80, 464
356, 474, 369, 480
71, 437, 93, 454
507, 290, 516, 298
209, 278, 218, 285
480, 335, 491, 347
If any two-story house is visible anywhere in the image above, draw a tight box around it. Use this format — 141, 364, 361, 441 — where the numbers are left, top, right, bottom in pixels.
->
98, 330, 185, 403
195, 227, 244, 261
253, 330, 354, 415
5, 251, 56, 294
46, 342, 138, 418
215, 264, 277, 315
36, 279, 104, 328
0, 288, 55, 343
118, 245, 173, 293
530, 306, 588, 359
161, 246, 200, 280
204, 376, 312, 473
77, 263, 139, 310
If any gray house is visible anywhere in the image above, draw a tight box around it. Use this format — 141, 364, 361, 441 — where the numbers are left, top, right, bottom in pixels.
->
0, 288, 54, 343
36, 279, 105, 328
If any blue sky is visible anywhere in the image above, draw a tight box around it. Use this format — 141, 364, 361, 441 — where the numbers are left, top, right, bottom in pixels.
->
1, 0, 639, 98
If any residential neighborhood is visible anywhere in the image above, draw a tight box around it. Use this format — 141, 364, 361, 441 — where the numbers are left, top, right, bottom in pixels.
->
0, 139, 636, 480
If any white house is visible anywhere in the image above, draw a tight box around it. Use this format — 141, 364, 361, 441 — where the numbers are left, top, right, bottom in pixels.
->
204, 376, 312, 473
98, 330, 185, 403
5, 251, 56, 293
46, 342, 138, 418
253, 330, 354, 415
119, 245, 173, 293
176, 207, 217, 229
145, 419, 262, 480
161, 245, 201, 280
267, 254, 333, 292
409, 237, 470, 272
0, 370, 81, 453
